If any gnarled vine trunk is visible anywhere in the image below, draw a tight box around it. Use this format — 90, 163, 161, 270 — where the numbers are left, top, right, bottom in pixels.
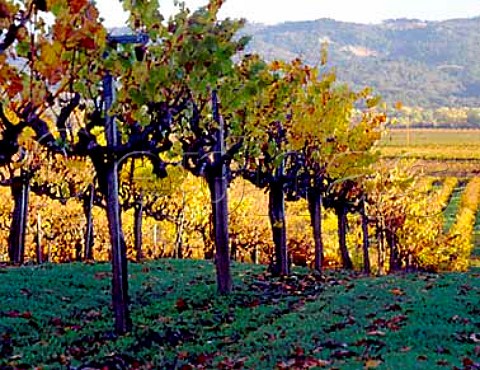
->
376, 218, 386, 275
36, 212, 42, 264
307, 189, 323, 272
269, 181, 289, 276
102, 72, 131, 335
207, 173, 232, 294
174, 201, 185, 260
336, 205, 353, 270
134, 193, 143, 261
387, 228, 401, 272
103, 163, 131, 334
8, 174, 30, 265
206, 90, 232, 295
360, 200, 371, 274
83, 183, 95, 261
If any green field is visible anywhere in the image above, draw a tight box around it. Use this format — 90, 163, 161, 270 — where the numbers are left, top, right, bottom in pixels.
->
380, 129, 480, 147
0, 260, 479, 369
379, 129, 480, 161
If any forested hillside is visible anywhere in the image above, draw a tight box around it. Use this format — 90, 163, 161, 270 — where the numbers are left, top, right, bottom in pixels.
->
242, 17, 480, 107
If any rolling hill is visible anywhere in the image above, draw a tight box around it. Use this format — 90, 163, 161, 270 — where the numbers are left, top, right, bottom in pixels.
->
241, 17, 480, 108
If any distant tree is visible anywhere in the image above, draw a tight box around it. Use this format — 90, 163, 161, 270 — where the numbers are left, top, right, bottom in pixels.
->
467, 109, 480, 126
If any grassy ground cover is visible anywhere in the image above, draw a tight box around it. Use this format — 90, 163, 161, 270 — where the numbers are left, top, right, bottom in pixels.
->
0, 260, 479, 369
472, 206, 480, 268
443, 182, 467, 233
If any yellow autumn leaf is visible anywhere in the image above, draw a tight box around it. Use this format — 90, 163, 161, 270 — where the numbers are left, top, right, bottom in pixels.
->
41, 42, 60, 66
91, 126, 107, 146
4, 107, 20, 124
364, 359, 382, 369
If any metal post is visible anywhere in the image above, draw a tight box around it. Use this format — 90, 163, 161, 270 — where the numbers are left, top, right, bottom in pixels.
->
101, 30, 148, 334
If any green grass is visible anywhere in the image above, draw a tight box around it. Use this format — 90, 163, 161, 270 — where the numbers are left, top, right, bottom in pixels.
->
443, 182, 466, 232
471, 205, 480, 268
0, 260, 479, 369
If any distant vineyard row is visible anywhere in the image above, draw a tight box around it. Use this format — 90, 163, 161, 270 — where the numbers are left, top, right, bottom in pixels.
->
0, 172, 478, 273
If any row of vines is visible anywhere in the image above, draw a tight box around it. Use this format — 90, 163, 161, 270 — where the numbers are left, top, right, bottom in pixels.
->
1, 0, 479, 333
0, 169, 478, 274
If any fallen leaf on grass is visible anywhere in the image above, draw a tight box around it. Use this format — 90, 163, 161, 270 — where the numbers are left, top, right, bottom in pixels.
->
217, 356, 248, 369
325, 316, 356, 333
364, 359, 382, 369
469, 334, 480, 343
437, 359, 450, 366
21, 311, 32, 319
387, 315, 407, 331
390, 288, 405, 296
20, 288, 31, 296
141, 266, 150, 273
247, 298, 261, 308
352, 337, 386, 351
4, 310, 32, 319
176, 298, 188, 312
457, 358, 480, 369
276, 357, 331, 369
194, 352, 213, 365
179, 364, 194, 370
4, 310, 20, 318
368, 314, 407, 332
423, 283, 434, 290
454, 332, 480, 343
435, 346, 451, 354
367, 330, 386, 337
94, 271, 111, 280
331, 349, 357, 359
449, 315, 471, 325
50, 317, 63, 326
85, 309, 102, 320
318, 339, 348, 350
156, 316, 172, 324
384, 303, 402, 312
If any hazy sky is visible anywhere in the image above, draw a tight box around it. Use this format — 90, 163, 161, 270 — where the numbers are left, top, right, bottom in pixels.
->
96, 0, 480, 28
